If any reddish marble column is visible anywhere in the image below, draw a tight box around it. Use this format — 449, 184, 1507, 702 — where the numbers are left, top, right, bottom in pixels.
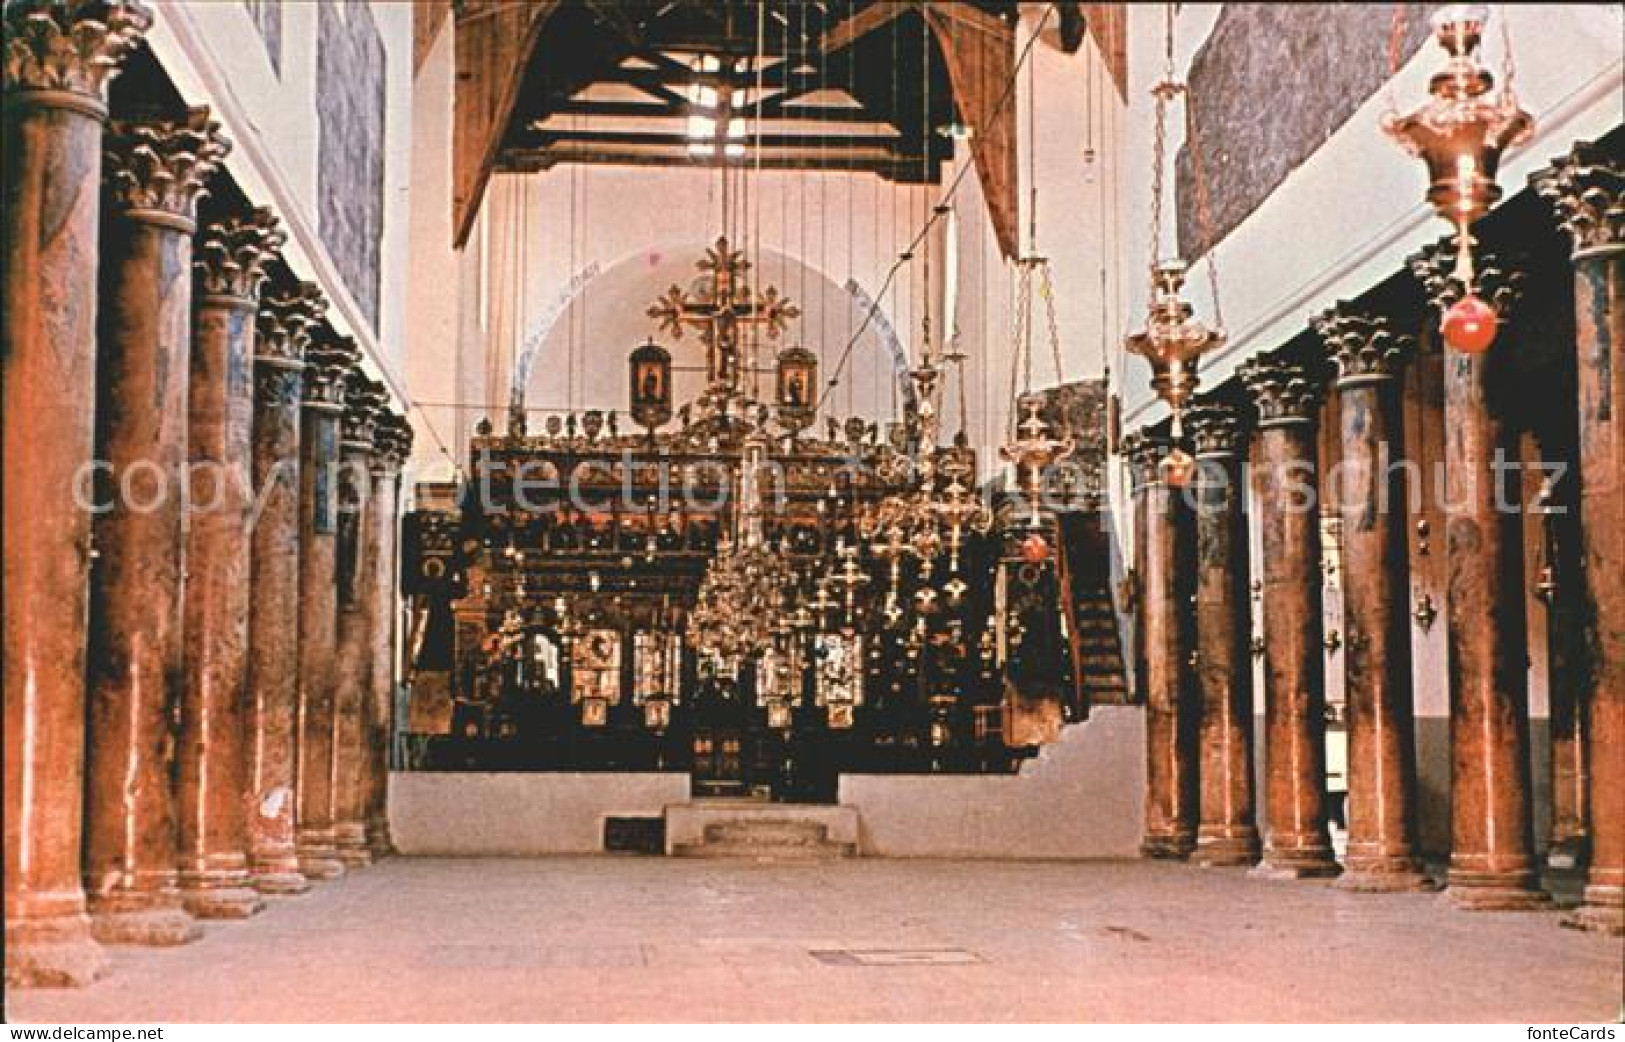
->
365, 416, 411, 857
245, 282, 323, 895
1410, 244, 1548, 910
1186, 401, 1261, 867
174, 209, 284, 920
1238, 357, 1340, 879
1527, 390, 1589, 869
295, 338, 357, 880
84, 108, 228, 945
2, 0, 151, 988
1128, 431, 1199, 859
1535, 144, 1625, 935
1542, 489, 1590, 869
1314, 306, 1433, 892
333, 377, 384, 867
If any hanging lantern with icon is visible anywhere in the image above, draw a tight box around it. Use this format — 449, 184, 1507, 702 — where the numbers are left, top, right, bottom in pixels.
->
1382, 4, 1533, 354
774, 345, 817, 437
628, 339, 673, 434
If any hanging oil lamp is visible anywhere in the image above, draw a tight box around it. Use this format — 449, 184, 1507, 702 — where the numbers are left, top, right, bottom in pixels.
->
1000, 393, 1074, 529
1122, 5, 1226, 487
1383, 4, 1532, 354
1123, 259, 1221, 486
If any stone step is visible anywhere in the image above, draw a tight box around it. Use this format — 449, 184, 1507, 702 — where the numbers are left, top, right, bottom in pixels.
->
703, 820, 830, 846
671, 839, 856, 860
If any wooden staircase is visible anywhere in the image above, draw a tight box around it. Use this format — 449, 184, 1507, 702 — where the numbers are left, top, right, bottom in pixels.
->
1056, 511, 1132, 709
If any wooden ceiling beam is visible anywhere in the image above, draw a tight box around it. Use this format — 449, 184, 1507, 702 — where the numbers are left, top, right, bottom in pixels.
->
452, 0, 560, 248
924, 3, 1019, 259
820, 0, 918, 53
502, 148, 918, 177
546, 99, 889, 125
1079, 3, 1129, 98
413, 0, 453, 77
522, 129, 903, 150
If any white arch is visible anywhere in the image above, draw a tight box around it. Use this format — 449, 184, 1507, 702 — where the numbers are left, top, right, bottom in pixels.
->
513, 240, 913, 420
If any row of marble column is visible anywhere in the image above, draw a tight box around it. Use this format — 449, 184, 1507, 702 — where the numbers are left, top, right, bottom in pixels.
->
1124, 139, 1621, 936
3, 0, 414, 987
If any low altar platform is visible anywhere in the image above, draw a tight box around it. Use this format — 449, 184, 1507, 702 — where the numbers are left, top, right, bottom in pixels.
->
664, 799, 860, 858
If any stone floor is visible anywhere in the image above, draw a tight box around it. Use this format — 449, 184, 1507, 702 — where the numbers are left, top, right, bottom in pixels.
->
7, 857, 1620, 1023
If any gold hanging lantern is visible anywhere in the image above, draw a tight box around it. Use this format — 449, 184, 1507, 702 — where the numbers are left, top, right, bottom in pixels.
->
1122, 5, 1226, 487
1124, 260, 1221, 486
1383, 4, 1533, 354
1000, 394, 1075, 530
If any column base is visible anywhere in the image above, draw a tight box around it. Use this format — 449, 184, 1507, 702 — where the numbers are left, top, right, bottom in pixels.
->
251, 869, 312, 896
179, 863, 266, 918
4, 913, 109, 989
88, 896, 202, 947
297, 830, 346, 880
180, 884, 265, 920
365, 816, 394, 859
1251, 848, 1343, 881
1444, 884, 1552, 912
249, 844, 310, 895
1335, 858, 1437, 893
1193, 828, 1261, 867
1140, 833, 1196, 860
1444, 866, 1551, 911
1561, 886, 1625, 936
297, 855, 345, 880
335, 823, 373, 868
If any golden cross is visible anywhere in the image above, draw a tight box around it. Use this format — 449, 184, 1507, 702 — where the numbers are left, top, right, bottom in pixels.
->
647, 236, 800, 390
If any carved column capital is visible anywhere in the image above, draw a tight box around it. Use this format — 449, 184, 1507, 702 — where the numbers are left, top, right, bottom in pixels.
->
1532, 141, 1625, 261
2, 0, 151, 114
369, 413, 404, 475
257, 281, 326, 365
105, 106, 229, 230
1406, 239, 1526, 321
1184, 399, 1247, 459
1313, 305, 1415, 388
341, 376, 386, 456
1238, 356, 1323, 429
383, 413, 415, 470
1121, 429, 1170, 490
195, 207, 285, 305
255, 282, 323, 409
303, 335, 358, 412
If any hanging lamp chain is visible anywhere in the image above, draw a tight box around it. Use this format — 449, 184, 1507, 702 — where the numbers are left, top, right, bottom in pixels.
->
1041, 261, 1064, 387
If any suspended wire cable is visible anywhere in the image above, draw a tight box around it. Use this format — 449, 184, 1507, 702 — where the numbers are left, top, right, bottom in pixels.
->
817, 2, 1056, 414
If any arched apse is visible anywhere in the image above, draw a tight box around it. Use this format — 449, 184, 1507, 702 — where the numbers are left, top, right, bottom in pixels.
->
518, 243, 911, 428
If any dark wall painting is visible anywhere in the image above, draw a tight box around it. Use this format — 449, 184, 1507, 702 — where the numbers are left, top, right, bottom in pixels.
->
244, 0, 283, 77
316, 0, 387, 331
1176, 3, 1437, 259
